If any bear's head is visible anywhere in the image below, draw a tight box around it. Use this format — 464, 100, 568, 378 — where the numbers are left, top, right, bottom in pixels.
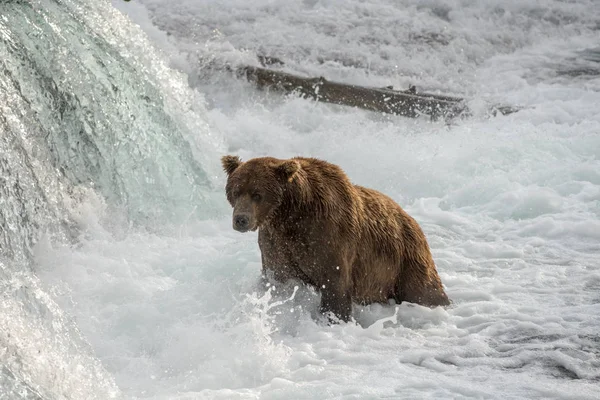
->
221, 155, 302, 232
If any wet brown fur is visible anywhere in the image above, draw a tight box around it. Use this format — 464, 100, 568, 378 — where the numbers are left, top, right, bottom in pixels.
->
221, 155, 450, 322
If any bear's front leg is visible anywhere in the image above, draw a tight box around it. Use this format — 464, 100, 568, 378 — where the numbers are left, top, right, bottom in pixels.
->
314, 253, 353, 323
319, 284, 352, 323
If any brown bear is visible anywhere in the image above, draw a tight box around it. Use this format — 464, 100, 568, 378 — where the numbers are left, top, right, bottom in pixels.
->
221, 155, 450, 322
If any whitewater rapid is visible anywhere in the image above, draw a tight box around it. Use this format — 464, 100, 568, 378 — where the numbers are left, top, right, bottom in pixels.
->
2, 0, 600, 399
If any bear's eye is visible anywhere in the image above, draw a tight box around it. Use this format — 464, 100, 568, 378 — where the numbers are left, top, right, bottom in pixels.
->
252, 193, 262, 202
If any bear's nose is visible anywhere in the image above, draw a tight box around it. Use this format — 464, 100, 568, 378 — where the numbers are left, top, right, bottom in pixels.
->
233, 214, 250, 232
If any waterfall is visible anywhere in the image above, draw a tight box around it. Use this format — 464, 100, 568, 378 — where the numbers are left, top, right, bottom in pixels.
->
0, 0, 223, 398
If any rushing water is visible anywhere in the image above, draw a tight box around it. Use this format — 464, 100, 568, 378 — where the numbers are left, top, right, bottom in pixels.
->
2, 0, 600, 399
1, 0, 222, 398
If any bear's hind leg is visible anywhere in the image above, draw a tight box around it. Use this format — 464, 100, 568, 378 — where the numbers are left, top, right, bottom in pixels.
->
396, 259, 450, 308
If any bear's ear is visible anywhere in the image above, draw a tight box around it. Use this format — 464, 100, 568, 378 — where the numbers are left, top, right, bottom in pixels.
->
276, 159, 301, 183
221, 155, 242, 175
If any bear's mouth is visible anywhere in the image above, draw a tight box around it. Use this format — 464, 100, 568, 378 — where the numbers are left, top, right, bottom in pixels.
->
234, 224, 258, 233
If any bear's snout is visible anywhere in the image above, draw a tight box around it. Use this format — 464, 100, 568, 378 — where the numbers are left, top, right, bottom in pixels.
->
233, 213, 251, 232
